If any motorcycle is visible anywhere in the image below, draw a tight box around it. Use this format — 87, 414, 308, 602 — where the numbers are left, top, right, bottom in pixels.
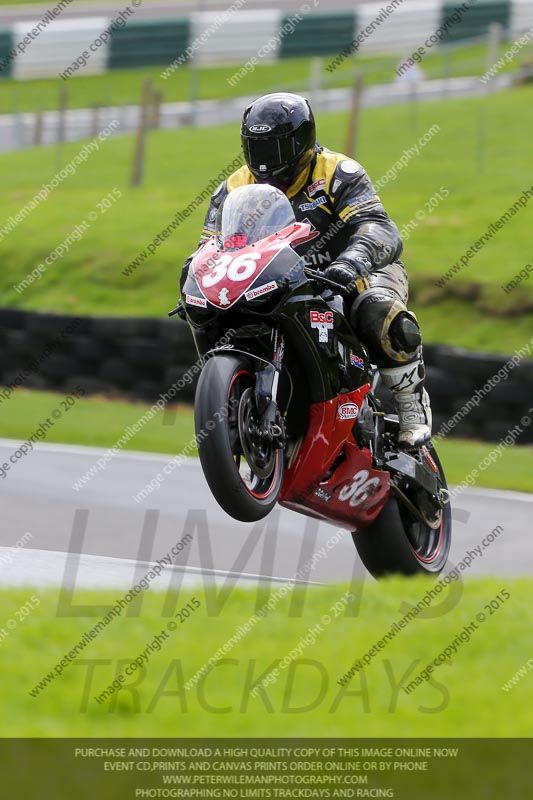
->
176, 184, 451, 577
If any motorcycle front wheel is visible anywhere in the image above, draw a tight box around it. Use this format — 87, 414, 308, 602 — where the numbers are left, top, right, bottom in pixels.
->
194, 354, 284, 522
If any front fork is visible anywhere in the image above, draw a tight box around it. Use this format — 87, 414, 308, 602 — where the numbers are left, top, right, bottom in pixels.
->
254, 329, 285, 447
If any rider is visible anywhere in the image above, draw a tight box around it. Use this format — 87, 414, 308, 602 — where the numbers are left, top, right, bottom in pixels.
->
180, 92, 432, 450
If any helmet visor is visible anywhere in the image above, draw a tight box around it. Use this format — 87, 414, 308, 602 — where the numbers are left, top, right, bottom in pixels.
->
243, 135, 297, 174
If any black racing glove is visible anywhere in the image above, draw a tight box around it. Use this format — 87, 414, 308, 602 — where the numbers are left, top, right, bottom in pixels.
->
323, 256, 373, 294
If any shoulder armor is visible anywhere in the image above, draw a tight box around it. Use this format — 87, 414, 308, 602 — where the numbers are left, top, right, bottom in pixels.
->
335, 158, 364, 178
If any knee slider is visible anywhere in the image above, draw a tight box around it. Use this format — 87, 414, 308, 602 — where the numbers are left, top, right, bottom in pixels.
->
353, 294, 419, 365
390, 311, 421, 353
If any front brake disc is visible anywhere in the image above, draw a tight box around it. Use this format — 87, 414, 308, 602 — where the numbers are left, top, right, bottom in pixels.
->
237, 387, 276, 480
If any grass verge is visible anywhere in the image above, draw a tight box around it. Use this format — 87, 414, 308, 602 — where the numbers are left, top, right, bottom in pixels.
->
0, 39, 527, 113
1, 578, 530, 737
1, 85, 533, 355
2, 389, 532, 492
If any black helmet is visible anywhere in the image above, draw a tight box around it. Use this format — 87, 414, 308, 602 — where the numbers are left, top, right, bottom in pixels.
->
241, 92, 316, 190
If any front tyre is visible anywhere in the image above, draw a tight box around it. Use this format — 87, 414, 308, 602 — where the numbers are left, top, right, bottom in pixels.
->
194, 354, 284, 522
352, 444, 451, 577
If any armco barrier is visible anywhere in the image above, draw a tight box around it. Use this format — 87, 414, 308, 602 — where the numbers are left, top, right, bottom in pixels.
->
511, 0, 533, 35
12, 18, 109, 80
279, 11, 357, 59
440, 0, 511, 44
356, 0, 441, 55
108, 19, 190, 70
0, 1, 531, 81
189, 9, 281, 66
0, 308, 532, 445
0, 29, 13, 78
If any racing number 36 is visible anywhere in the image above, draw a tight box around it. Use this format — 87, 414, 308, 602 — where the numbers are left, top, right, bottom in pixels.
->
339, 469, 380, 507
202, 252, 262, 288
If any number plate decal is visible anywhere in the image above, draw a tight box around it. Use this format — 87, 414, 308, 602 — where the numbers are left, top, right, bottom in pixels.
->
191, 239, 287, 309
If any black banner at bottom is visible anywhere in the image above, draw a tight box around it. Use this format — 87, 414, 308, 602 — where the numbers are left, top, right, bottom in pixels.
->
0, 738, 531, 799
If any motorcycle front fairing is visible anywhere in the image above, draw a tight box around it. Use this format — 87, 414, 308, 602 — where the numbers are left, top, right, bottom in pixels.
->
183, 221, 313, 314
183, 226, 370, 398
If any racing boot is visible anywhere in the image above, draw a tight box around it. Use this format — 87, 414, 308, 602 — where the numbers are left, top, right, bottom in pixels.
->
379, 355, 432, 449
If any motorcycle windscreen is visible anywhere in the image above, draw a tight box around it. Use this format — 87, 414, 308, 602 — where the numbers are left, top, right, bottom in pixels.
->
215, 184, 295, 250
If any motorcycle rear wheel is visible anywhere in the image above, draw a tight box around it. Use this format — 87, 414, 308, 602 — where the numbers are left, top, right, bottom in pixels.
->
351, 444, 451, 577
195, 354, 284, 522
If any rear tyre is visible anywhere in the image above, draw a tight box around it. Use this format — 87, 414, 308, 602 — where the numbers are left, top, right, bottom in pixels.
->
352, 444, 451, 577
194, 354, 283, 522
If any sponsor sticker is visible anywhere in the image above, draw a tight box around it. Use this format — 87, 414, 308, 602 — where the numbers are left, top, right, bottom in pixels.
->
337, 402, 359, 421
223, 233, 248, 249
310, 310, 334, 326
422, 445, 439, 474
307, 178, 326, 196
186, 294, 207, 308
350, 353, 365, 370
299, 195, 327, 213
348, 191, 378, 207
218, 288, 231, 306
303, 251, 331, 267
314, 487, 332, 503
310, 309, 334, 343
245, 281, 278, 301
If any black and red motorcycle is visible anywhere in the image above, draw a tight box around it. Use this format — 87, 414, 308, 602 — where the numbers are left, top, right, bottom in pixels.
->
177, 185, 451, 578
